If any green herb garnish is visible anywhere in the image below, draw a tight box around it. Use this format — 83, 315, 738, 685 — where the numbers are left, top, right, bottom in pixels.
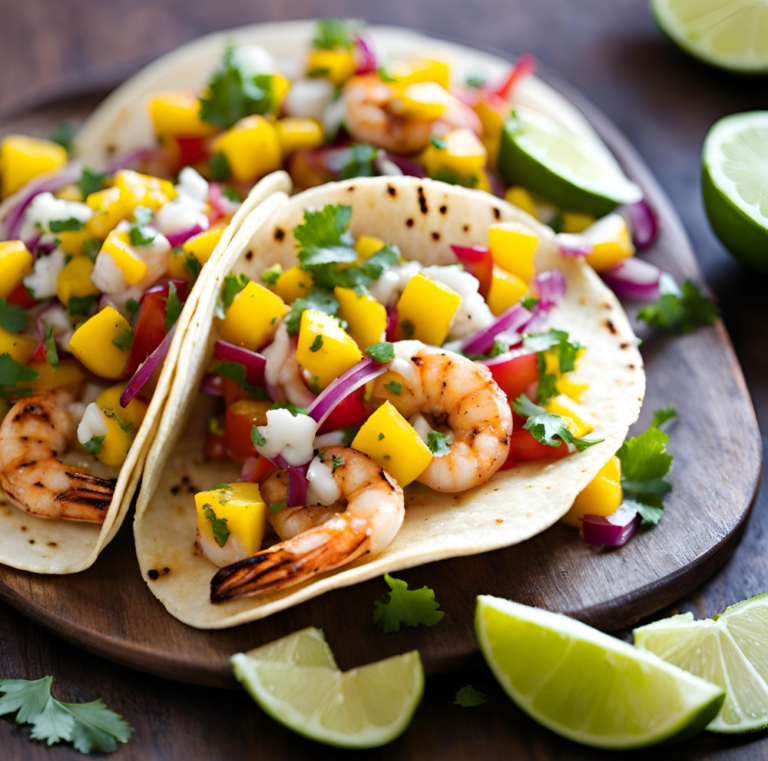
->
372, 573, 445, 633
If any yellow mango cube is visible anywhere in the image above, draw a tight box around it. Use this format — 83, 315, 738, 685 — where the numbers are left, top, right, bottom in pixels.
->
182, 225, 225, 265
0, 326, 37, 364
556, 373, 589, 402
195, 483, 268, 557
69, 307, 132, 380
392, 58, 451, 89
488, 221, 538, 283
562, 456, 622, 528
168, 248, 195, 282
396, 273, 460, 346
441, 128, 487, 177
352, 401, 433, 487
113, 170, 176, 211
562, 212, 596, 234
486, 267, 527, 316
544, 394, 594, 439
0, 241, 33, 298
335, 287, 388, 350
57, 230, 98, 256
100, 231, 149, 286
296, 310, 363, 389
354, 235, 385, 260
96, 383, 149, 429
55, 184, 84, 202
272, 265, 313, 303
212, 116, 282, 183
147, 90, 218, 138
275, 118, 325, 157
582, 213, 635, 273
504, 187, 537, 219
56, 255, 100, 307
218, 280, 288, 351
307, 48, 356, 85
398, 82, 451, 120
86, 187, 135, 239
19, 359, 84, 392
95, 406, 135, 468
1, 136, 68, 198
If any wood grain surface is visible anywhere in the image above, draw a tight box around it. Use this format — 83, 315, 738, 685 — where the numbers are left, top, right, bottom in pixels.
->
1, 1, 767, 759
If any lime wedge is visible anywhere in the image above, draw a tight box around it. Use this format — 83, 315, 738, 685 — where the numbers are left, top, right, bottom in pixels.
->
231, 628, 424, 749
634, 592, 768, 733
652, 0, 768, 74
498, 108, 641, 216
703, 111, 768, 272
475, 596, 725, 749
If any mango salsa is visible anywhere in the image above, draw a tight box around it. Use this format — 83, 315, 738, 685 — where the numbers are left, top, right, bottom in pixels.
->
195, 483, 268, 557
275, 118, 325, 157
352, 401, 433, 487
96, 383, 150, 429
57, 229, 98, 257
56, 255, 100, 307
19, 359, 84, 392
420, 128, 487, 180
85, 187, 135, 239
398, 82, 451, 120
582, 213, 635, 273
354, 235, 385, 260
96, 406, 135, 468
296, 309, 362, 389
0, 241, 33, 298
396, 272, 460, 345
486, 266, 527, 316
556, 374, 589, 402
218, 281, 288, 351
99, 230, 149, 286
391, 58, 451, 89
148, 90, 219, 138
182, 225, 225, 266
272, 265, 313, 304
69, 307, 132, 380
488, 221, 538, 283
113, 170, 176, 211
212, 116, 282, 182
1, 136, 67, 198
562, 456, 622, 528
504, 187, 537, 219
0, 326, 37, 364
306, 48, 356, 85
543, 394, 594, 439
335, 286, 388, 350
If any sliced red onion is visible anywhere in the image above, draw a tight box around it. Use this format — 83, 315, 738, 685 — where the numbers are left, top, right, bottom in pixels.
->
213, 340, 266, 386
556, 233, 593, 257
106, 148, 168, 174
626, 199, 658, 251
373, 153, 403, 177
532, 270, 566, 308
209, 182, 242, 218
3, 161, 84, 239
142, 278, 189, 301
265, 454, 309, 507
601, 257, 663, 303
376, 152, 427, 178
165, 221, 206, 248
354, 34, 378, 75
462, 303, 532, 356
385, 307, 398, 342
487, 170, 506, 199
580, 504, 640, 547
200, 373, 223, 396
120, 323, 176, 407
307, 357, 385, 429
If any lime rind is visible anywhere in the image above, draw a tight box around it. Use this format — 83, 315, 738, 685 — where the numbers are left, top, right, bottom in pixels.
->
475, 595, 724, 750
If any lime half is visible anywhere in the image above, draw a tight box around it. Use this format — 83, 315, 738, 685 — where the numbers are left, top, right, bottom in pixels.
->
498, 107, 641, 216
634, 592, 768, 733
475, 596, 725, 749
231, 627, 424, 749
652, 0, 768, 74
703, 111, 768, 272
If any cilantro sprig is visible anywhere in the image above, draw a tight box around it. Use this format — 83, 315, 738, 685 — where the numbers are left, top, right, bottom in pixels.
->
454, 685, 488, 707
372, 573, 445, 633
427, 431, 451, 457
638, 278, 718, 334
164, 282, 183, 334
216, 273, 250, 319
311, 18, 361, 50
76, 168, 108, 198
0, 353, 40, 395
44, 325, 59, 370
128, 206, 156, 247
512, 394, 603, 452
203, 505, 230, 547
365, 342, 394, 363
0, 298, 29, 334
523, 329, 582, 405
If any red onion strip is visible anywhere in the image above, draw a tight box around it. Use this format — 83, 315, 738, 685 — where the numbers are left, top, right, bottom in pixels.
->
532, 270, 566, 308
626, 199, 658, 250
556, 233, 593, 258
120, 323, 176, 407
461, 303, 533, 356
354, 34, 378, 75
165, 221, 207, 248
601, 257, 663, 303
580, 504, 640, 547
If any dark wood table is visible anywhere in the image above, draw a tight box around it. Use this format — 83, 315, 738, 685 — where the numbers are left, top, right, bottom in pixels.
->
1, 1, 767, 758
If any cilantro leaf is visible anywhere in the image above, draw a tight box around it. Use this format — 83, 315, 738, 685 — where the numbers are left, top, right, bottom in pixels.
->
218, 272, 250, 318
126, 298, 141, 317
427, 431, 451, 457
309, 335, 323, 352
271, 401, 309, 416
431, 168, 479, 188
359, 244, 399, 279
512, 394, 603, 452
203, 505, 230, 547
269, 501, 287, 513
84, 435, 106, 455
294, 204, 357, 268
261, 263, 282, 286
335, 143, 379, 180
215, 360, 266, 398
400, 319, 415, 339
465, 337, 508, 361
63, 699, 133, 754
284, 287, 339, 336
164, 282, 183, 333
535, 353, 559, 405
638, 278, 718, 334
523, 329, 581, 374
0, 298, 29, 333
332, 454, 344, 472
312, 17, 361, 50
111, 328, 133, 352
651, 405, 677, 430
430, 135, 447, 149
67, 295, 97, 317
521, 296, 539, 311
76, 168, 108, 198
183, 252, 202, 281
365, 342, 395, 363
49, 218, 84, 233
454, 685, 487, 707
222, 185, 243, 203
465, 72, 488, 90
384, 380, 402, 395
44, 325, 59, 370
0, 353, 40, 391
50, 123, 76, 154
82, 239, 102, 261
104, 408, 133, 434
128, 225, 156, 248
210, 151, 232, 182
251, 425, 267, 448
372, 573, 445, 633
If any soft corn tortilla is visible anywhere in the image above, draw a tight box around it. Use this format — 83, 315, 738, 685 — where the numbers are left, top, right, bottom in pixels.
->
0, 172, 290, 574
134, 176, 645, 628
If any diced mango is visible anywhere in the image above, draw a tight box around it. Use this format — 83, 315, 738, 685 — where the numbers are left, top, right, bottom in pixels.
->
195, 482, 268, 557
68, 307, 132, 380
271, 75, 290, 112
307, 48, 356, 85
96, 383, 149, 429
352, 401, 433, 487
544, 394, 594, 439
218, 280, 288, 351
113, 170, 177, 211
56, 255, 100, 307
556, 373, 589, 402
1, 136, 68, 198
562, 212, 595, 234
85, 187, 135, 239
99, 230, 149, 286
488, 221, 538, 283
0, 326, 37, 364
398, 82, 451, 120
272, 265, 313, 303
0, 241, 33, 298
420, 128, 487, 180
504, 187, 538, 219
296, 309, 362, 389
486, 266, 527, 316
57, 229, 98, 256
474, 97, 506, 168
56, 184, 84, 202
212, 116, 282, 183
275, 118, 325, 157
582, 213, 635, 273
562, 456, 622, 528
19, 359, 84, 392
391, 58, 451, 89
335, 287, 388, 350
354, 235, 385, 260
95, 406, 135, 468
396, 272, 460, 346
182, 225, 225, 265
147, 90, 219, 138
543, 346, 585, 377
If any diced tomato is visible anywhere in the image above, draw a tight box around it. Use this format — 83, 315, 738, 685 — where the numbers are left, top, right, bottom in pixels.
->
220, 376, 251, 406
142, 279, 189, 302
318, 389, 368, 434
7, 282, 36, 309
205, 431, 228, 460
240, 454, 275, 483
487, 350, 538, 404
225, 399, 272, 461
126, 293, 167, 376
29, 342, 46, 362
507, 429, 570, 462
450, 245, 493, 298
176, 136, 210, 167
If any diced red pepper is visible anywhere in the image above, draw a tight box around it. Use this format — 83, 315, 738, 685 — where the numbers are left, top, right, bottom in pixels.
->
7, 282, 36, 309
507, 429, 570, 462
450, 245, 493, 298
240, 454, 275, 483
225, 400, 271, 461
487, 350, 539, 404
176, 136, 210, 167
318, 388, 368, 434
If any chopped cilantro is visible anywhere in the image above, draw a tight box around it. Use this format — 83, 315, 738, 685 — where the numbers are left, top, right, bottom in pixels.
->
251, 425, 267, 448
111, 328, 133, 352
365, 342, 395, 363
216, 361, 266, 397
309, 335, 323, 352
218, 272, 250, 316
0, 676, 133, 754
82, 238, 102, 260
210, 151, 232, 182
44, 325, 59, 370
465, 72, 488, 90
49, 218, 84, 233
269, 501, 287, 513
284, 287, 339, 336
0, 353, 40, 391
221, 185, 243, 203
378, 67, 397, 82
638, 278, 718, 334
384, 380, 402, 395
66, 295, 97, 317
523, 329, 581, 373
183, 253, 202, 281
312, 17, 360, 49
294, 204, 356, 268
76, 168, 108, 198
336, 143, 379, 180
261, 263, 282, 286
372, 573, 445, 633
521, 296, 540, 311
465, 337, 508, 361
427, 431, 451, 457
84, 435, 106, 455
430, 135, 447, 150
128, 206, 156, 247
359, 245, 399, 279
400, 319, 415, 339
203, 504, 230, 547
50, 123, 76, 153
164, 282, 183, 333
651, 405, 677, 430
431, 169, 478, 188
104, 408, 133, 434
332, 454, 344, 472
271, 401, 308, 416
126, 298, 141, 317
341, 425, 360, 446
0, 298, 29, 333
454, 685, 488, 707
512, 394, 603, 452
378, 432, 385, 441
535, 353, 559, 406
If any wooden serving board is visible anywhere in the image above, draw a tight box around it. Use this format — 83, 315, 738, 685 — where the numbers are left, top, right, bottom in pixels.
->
0, 51, 761, 689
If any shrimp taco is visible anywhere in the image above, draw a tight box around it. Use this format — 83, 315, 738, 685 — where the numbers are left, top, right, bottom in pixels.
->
133, 175, 644, 628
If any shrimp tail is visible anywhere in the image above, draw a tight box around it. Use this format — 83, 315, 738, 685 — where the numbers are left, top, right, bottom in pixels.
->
53, 471, 117, 520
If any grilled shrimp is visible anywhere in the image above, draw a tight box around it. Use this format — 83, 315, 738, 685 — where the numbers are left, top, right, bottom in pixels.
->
0, 390, 116, 523
370, 341, 512, 493
210, 446, 404, 601
342, 74, 481, 155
